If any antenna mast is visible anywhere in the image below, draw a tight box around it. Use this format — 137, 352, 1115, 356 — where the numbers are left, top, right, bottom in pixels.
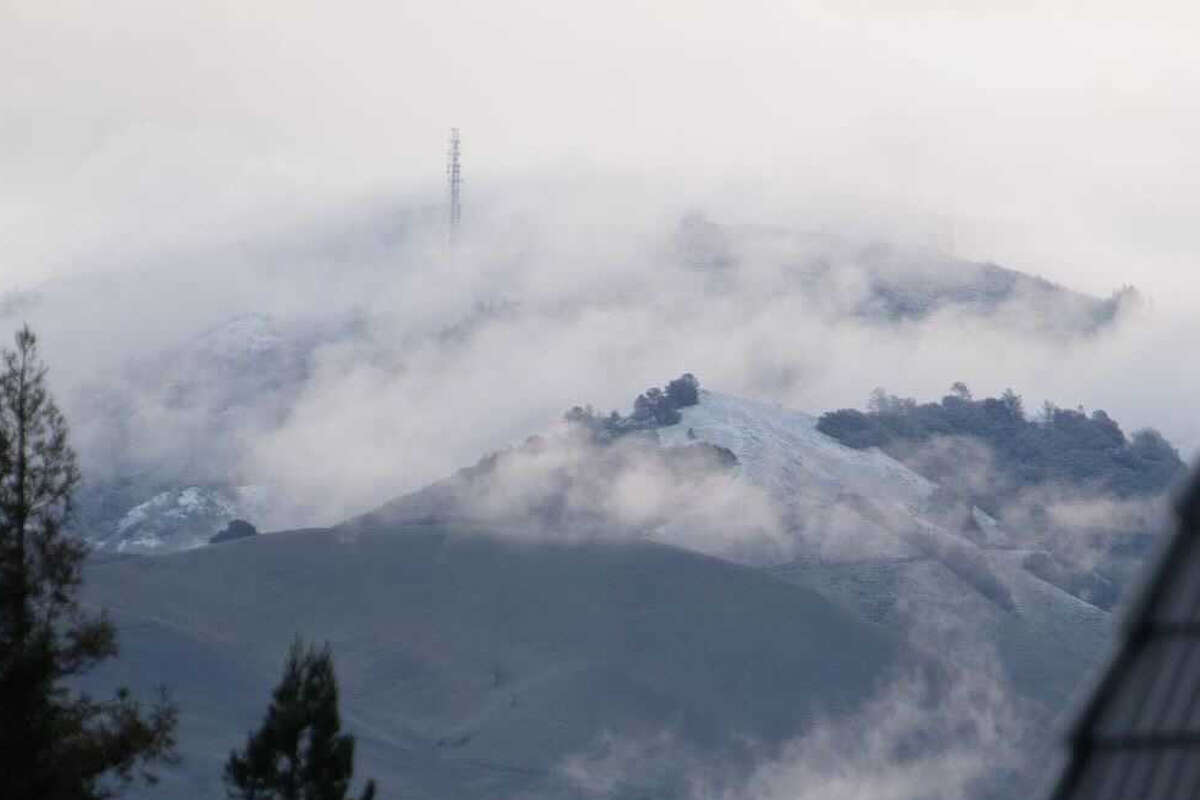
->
447, 128, 462, 244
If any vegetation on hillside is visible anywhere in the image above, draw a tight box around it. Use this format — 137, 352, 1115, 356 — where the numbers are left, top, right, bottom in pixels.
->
211, 518, 258, 545
372, 374, 734, 532
564, 373, 701, 441
817, 383, 1185, 515
225, 639, 375, 800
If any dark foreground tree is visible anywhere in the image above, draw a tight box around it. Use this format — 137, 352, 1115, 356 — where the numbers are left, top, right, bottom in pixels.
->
0, 325, 177, 799
226, 638, 376, 800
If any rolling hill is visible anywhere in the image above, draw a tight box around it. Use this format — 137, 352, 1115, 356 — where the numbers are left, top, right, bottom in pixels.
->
80, 521, 903, 799
73, 388, 1130, 799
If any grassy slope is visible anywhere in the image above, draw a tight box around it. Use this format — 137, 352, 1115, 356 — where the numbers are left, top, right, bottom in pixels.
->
80, 521, 902, 799
770, 550, 1112, 714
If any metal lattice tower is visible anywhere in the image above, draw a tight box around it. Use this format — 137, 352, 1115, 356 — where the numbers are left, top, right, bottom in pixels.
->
447, 128, 462, 243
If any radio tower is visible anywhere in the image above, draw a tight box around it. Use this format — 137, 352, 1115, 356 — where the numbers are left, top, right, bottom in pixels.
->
447, 128, 462, 244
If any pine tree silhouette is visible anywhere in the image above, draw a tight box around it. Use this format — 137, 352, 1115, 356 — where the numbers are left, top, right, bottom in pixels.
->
0, 325, 177, 799
225, 638, 376, 800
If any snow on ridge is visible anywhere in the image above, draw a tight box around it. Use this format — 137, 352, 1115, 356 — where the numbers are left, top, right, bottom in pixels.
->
117, 487, 237, 533
660, 391, 1115, 619
109, 485, 266, 555
653, 390, 941, 563
660, 390, 935, 509
666, 390, 935, 503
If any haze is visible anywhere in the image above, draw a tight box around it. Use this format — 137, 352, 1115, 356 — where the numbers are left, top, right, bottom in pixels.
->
3, 0, 1199, 518
5, 6, 1200, 798
5, 0, 1200, 300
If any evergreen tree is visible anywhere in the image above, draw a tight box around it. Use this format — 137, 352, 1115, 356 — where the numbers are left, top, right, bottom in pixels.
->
225, 639, 376, 800
0, 325, 177, 799
816, 383, 1186, 507
949, 381, 972, 401
665, 373, 700, 408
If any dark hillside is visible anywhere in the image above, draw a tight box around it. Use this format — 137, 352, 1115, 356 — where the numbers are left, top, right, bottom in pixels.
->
818, 386, 1184, 512
79, 521, 902, 799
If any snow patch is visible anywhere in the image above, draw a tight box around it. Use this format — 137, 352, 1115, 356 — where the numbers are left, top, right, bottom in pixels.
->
656, 391, 938, 561
108, 485, 266, 555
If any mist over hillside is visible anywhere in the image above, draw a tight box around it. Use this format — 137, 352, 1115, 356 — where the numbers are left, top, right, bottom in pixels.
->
74, 383, 1123, 800
2, 205, 1166, 550
9, 5, 1200, 800
367, 385, 1120, 697
5, 204, 1176, 800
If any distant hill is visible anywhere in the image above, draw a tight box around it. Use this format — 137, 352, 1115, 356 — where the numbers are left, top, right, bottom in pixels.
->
52, 219, 1137, 558
74, 386, 1132, 800
249, 388, 1114, 713
675, 216, 1137, 334
844, 258, 1134, 332
85, 484, 268, 554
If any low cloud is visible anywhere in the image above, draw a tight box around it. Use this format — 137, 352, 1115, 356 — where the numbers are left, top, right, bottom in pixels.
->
560, 651, 1036, 800
5, 191, 1190, 549
351, 425, 789, 565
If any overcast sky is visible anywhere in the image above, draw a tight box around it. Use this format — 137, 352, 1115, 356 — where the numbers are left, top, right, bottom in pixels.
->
4, 0, 1200, 303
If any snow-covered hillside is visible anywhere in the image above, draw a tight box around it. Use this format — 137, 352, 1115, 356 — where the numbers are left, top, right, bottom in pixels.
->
74, 312, 351, 555
649, 391, 1111, 710
90, 485, 268, 555
658, 390, 939, 561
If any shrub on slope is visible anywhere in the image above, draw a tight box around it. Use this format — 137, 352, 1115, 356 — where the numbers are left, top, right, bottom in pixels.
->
817, 385, 1184, 512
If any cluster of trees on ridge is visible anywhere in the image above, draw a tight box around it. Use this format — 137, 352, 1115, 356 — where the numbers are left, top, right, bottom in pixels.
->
400, 372, 729, 531
817, 383, 1185, 514
0, 326, 373, 799
211, 518, 258, 544
564, 372, 701, 441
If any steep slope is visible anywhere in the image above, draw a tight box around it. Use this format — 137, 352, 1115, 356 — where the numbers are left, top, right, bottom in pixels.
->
654, 391, 1114, 711
657, 391, 936, 561
771, 552, 1110, 712
354, 388, 1114, 714
80, 521, 903, 800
